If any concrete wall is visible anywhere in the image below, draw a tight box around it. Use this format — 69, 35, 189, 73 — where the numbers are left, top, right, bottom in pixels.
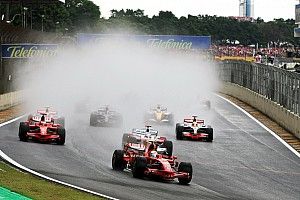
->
0, 91, 23, 111
221, 82, 300, 139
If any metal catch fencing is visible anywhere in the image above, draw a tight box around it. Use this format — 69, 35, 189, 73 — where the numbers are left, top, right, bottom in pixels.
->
219, 61, 300, 116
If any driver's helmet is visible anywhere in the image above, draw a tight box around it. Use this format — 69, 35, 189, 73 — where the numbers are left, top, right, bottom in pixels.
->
150, 151, 158, 158
192, 122, 198, 127
146, 126, 151, 132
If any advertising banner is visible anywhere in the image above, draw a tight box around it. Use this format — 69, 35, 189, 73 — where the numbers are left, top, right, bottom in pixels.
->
1, 44, 58, 59
77, 34, 211, 50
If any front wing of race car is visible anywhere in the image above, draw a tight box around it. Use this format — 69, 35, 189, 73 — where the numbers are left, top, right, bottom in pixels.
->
26, 132, 62, 143
144, 168, 190, 181
148, 118, 171, 123
19, 122, 66, 145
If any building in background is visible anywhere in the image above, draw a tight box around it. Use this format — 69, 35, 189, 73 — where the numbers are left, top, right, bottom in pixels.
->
295, 1, 300, 37
239, 0, 254, 18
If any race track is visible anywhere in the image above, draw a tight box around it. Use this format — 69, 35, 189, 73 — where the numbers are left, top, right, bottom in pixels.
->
1, 97, 299, 200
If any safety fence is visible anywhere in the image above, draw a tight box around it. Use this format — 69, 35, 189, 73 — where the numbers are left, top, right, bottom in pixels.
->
219, 61, 300, 116
0, 21, 65, 94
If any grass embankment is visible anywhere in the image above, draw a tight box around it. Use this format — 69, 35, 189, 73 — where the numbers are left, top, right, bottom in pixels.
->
0, 161, 103, 200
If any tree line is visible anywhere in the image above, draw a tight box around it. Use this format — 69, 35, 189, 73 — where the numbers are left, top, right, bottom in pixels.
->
1, 0, 298, 47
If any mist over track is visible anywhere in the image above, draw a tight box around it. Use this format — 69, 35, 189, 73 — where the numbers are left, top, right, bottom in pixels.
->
2, 39, 298, 199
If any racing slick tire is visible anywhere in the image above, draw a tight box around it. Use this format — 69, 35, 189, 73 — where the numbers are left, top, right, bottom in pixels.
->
132, 157, 147, 178
89, 114, 98, 126
19, 122, 29, 142
57, 127, 66, 145
56, 117, 65, 127
162, 140, 173, 156
112, 150, 126, 171
206, 128, 213, 142
178, 162, 193, 185
122, 134, 129, 147
27, 114, 33, 121
176, 123, 184, 140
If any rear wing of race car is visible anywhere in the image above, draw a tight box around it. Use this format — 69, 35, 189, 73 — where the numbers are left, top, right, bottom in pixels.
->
184, 118, 204, 124
126, 143, 146, 153
32, 115, 52, 123
132, 128, 158, 136
37, 110, 57, 115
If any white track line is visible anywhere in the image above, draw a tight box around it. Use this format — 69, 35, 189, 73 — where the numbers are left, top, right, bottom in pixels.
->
216, 94, 300, 158
0, 116, 119, 200
0, 115, 26, 128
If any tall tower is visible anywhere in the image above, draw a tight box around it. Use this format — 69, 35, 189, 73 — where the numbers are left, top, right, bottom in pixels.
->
294, 0, 300, 37
239, 0, 246, 17
239, 0, 254, 18
246, 0, 254, 18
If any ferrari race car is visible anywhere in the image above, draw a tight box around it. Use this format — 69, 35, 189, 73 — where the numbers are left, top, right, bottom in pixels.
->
27, 107, 65, 127
112, 139, 192, 184
121, 126, 169, 152
176, 116, 213, 142
90, 106, 123, 127
19, 110, 66, 145
144, 105, 174, 125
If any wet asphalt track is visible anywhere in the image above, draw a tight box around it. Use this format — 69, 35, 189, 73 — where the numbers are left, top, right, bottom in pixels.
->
0, 97, 299, 200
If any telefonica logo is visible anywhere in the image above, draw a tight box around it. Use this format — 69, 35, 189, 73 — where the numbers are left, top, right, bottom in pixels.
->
4, 45, 57, 58
147, 39, 193, 50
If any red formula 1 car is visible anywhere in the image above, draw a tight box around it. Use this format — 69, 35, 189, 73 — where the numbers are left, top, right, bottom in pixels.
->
112, 140, 192, 184
176, 116, 213, 142
27, 107, 65, 127
19, 110, 66, 145
121, 126, 170, 153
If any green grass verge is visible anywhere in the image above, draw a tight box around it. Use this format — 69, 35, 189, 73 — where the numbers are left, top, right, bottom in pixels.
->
0, 161, 104, 200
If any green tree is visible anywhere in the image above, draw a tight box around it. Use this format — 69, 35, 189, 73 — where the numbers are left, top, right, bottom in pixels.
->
35, 3, 71, 32
66, 0, 100, 32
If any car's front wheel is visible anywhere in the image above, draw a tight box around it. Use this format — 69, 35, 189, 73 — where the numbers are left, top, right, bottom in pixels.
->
178, 162, 193, 185
19, 122, 29, 142
90, 114, 97, 126
176, 124, 184, 140
206, 128, 213, 142
132, 157, 147, 178
161, 140, 173, 156
57, 127, 66, 145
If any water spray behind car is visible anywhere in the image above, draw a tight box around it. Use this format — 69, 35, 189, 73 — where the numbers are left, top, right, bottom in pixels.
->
19, 34, 220, 135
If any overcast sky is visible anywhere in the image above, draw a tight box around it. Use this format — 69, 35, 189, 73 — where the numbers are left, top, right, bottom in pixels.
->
93, 0, 297, 21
